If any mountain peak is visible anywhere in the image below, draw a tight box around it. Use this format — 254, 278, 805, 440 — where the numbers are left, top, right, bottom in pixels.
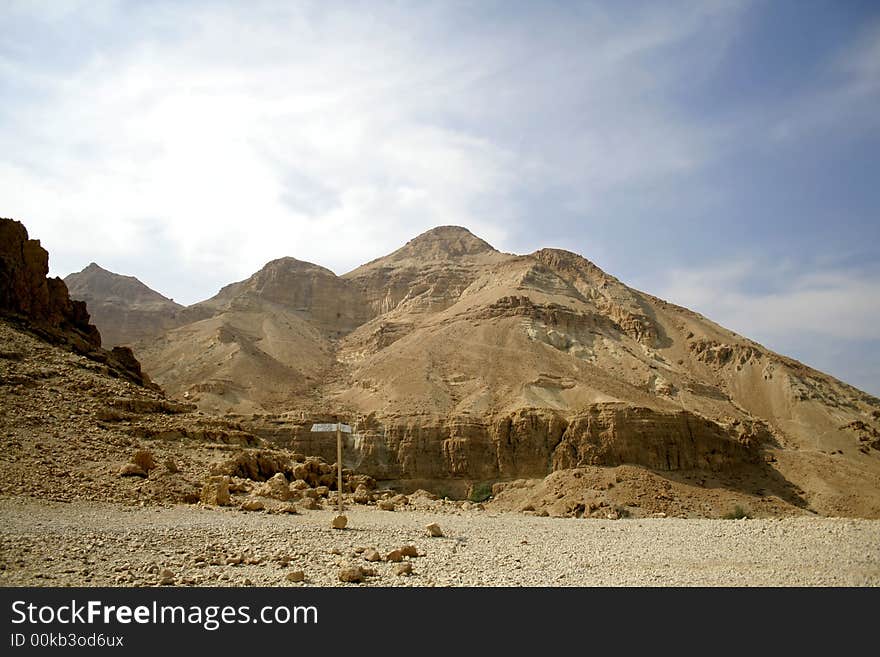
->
65, 264, 180, 309
259, 256, 335, 276
408, 225, 495, 252
365, 225, 498, 267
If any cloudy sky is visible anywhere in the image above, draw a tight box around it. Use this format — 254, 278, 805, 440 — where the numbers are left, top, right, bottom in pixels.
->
2, 0, 878, 394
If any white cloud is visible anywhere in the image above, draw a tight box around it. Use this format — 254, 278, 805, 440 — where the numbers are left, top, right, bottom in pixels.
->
645, 260, 880, 343
0, 2, 749, 303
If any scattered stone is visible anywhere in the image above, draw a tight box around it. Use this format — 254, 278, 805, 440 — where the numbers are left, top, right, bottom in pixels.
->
158, 568, 174, 586
118, 463, 147, 478
276, 503, 298, 514
299, 497, 319, 510
244, 578, 253, 586
363, 549, 381, 562
285, 570, 305, 583
425, 523, 443, 537
385, 549, 404, 563
378, 500, 396, 511
240, 499, 265, 512
400, 545, 419, 558
338, 566, 366, 583
331, 514, 347, 529
395, 562, 413, 576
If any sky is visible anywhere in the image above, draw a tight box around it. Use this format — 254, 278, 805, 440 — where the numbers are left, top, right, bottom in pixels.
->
1, 0, 878, 395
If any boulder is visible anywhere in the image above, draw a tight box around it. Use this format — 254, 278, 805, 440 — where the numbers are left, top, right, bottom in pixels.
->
353, 484, 373, 504
200, 477, 231, 506
395, 562, 413, 576
347, 474, 377, 491
240, 499, 265, 512
384, 549, 404, 563
131, 449, 156, 472
254, 472, 290, 500
425, 523, 443, 537
331, 514, 347, 529
363, 549, 381, 562
118, 463, 147, 478
400, 545, 419, 558
377, 500, 396, 511
285, 570, 305, 583
338, 567, 366, 583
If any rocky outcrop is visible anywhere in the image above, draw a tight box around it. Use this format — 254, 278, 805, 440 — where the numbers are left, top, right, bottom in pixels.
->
0, 218, 154, 387
0, 218, 100, 346
249, 405, 766, 482
532, 248, 663, 347
551, 405, 766, 471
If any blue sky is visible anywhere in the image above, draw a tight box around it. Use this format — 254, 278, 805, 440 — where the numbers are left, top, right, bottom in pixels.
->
1, 0, 878, 395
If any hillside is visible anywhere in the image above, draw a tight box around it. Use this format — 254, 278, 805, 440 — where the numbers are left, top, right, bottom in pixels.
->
102, 226, 880, 517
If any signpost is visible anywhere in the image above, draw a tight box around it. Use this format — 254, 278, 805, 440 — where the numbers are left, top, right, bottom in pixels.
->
310, 422, 351, 515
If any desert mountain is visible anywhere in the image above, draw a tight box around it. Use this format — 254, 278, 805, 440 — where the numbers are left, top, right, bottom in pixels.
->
0, 218, 373, 511
65, 262, 184, 347
82, 226, 880, 517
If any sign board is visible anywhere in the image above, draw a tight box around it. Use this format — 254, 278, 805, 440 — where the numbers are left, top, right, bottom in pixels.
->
310, 423, 352, 433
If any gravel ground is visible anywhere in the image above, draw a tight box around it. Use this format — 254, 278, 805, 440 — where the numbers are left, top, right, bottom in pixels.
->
1, 497, 878, 587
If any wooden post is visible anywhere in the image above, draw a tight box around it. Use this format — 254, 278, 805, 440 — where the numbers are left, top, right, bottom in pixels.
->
336, 423, 343, 514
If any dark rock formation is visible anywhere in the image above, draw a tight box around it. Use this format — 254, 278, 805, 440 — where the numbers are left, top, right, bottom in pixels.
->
0, 218, 153, 387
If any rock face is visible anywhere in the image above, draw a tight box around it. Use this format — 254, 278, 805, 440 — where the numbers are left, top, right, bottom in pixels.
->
0, 218, 151, 387
65, 263, 184, 347
77, 223, 880, 518
0, 219, 100, 346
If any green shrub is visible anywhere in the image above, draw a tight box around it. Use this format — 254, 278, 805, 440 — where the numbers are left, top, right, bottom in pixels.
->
722, 505, 750, 519
468, 481, 493, 503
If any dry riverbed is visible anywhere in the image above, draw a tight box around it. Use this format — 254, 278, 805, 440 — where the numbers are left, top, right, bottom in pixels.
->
1, 497, 878, 587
